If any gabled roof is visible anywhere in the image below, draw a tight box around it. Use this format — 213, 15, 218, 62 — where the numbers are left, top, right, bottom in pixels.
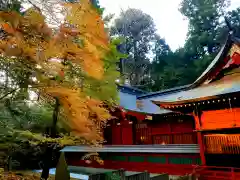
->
118, 84, 174, 115
117, 84, 146, 95
119, 88, 171, 115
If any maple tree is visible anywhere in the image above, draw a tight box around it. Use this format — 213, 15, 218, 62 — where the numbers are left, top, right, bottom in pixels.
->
0, 0, 118, 142
0, 0, 121, 177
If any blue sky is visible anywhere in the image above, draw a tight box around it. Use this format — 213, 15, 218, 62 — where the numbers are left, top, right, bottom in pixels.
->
100, 0, 240, 51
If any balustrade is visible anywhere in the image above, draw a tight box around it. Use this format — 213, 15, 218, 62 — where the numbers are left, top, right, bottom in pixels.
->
152, 132, 197, 144
193, 165, 240, 180
205, 134, 240, 154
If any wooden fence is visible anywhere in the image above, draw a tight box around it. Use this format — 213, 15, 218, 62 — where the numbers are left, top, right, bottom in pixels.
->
205, 134, 240, 154
193, 165, 240, 180
152, 132, 197, 145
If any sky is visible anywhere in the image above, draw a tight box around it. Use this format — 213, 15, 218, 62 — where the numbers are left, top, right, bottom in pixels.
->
100, 0, 240, 51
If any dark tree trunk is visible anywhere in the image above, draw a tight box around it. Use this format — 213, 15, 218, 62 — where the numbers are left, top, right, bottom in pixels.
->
51, 98, 60, 138
40, 146, 52, 180
41, 98, 60, 180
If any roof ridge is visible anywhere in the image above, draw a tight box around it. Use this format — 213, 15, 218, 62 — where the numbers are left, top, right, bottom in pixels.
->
117, 84, 147, 94
137, 84, 191, 99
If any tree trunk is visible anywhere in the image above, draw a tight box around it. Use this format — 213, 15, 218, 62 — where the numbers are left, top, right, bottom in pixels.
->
51, 98, 60, 138
41, 98, 60, 180
133, 39, 139, 85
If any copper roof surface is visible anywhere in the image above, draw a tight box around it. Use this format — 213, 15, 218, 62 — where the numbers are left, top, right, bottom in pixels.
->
119, 91, 171, 114
153, 72, 240, 105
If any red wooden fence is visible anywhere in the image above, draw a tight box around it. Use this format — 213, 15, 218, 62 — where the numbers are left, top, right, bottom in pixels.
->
134, 122, 197, 145
152, 132, 197, 144
205, 134, 240, 154
193, 166, 240, 180
111, 121, 197, 145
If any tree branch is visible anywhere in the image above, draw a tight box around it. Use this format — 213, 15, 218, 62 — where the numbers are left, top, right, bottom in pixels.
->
26, 0, 41, 12
0, 88, 19, 101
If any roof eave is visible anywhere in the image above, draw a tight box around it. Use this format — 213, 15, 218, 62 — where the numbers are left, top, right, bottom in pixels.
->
152, 96, 219, 106
189, 34, 233, 89
152, 91, 239, 107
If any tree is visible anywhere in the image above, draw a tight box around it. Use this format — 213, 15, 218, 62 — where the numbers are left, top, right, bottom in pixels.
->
153, 35, 171, 59
150, 47, 198, 91
111, 8, 156, 86
226, 7, 240, 36
149, 36, 171, 91
180, 0, 230, 58
0, 0, 113, 141
0, 0, 21, 11
0, 0, 120, 178
180, 0, 232, 62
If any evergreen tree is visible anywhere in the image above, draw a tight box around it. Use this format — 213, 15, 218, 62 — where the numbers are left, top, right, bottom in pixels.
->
0, 0, 21, 12
226, 7, 240, 36
111, 8, 156, 86
180, 0, 230, 57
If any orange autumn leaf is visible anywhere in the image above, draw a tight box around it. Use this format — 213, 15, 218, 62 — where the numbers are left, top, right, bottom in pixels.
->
0, 1, 112, 142
0, 23, 15, 34
44, 87, 109, 141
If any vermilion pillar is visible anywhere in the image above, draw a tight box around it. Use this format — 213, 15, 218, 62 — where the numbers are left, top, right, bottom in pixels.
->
193, 113, 206, 166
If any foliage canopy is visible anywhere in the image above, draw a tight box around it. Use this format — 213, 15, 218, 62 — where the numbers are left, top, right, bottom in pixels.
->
0, 0, 120, 144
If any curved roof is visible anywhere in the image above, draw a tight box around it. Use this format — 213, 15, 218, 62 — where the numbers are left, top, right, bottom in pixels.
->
189, 35, 233, 88
152, 34, 240, 105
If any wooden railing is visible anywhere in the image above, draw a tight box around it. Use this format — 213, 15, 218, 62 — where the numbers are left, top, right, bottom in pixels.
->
193, 165, 240, 180
205, 134, 240, 154
151, 132, 197, 145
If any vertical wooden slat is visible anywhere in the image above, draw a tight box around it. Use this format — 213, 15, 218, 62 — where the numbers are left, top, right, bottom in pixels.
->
205, 134, 240, 154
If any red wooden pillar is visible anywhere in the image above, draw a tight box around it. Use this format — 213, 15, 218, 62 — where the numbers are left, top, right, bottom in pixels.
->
112, 125, 122, 145
122, 120, 133, 145
119, 108, 134, 145
193, 113, 206, 166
